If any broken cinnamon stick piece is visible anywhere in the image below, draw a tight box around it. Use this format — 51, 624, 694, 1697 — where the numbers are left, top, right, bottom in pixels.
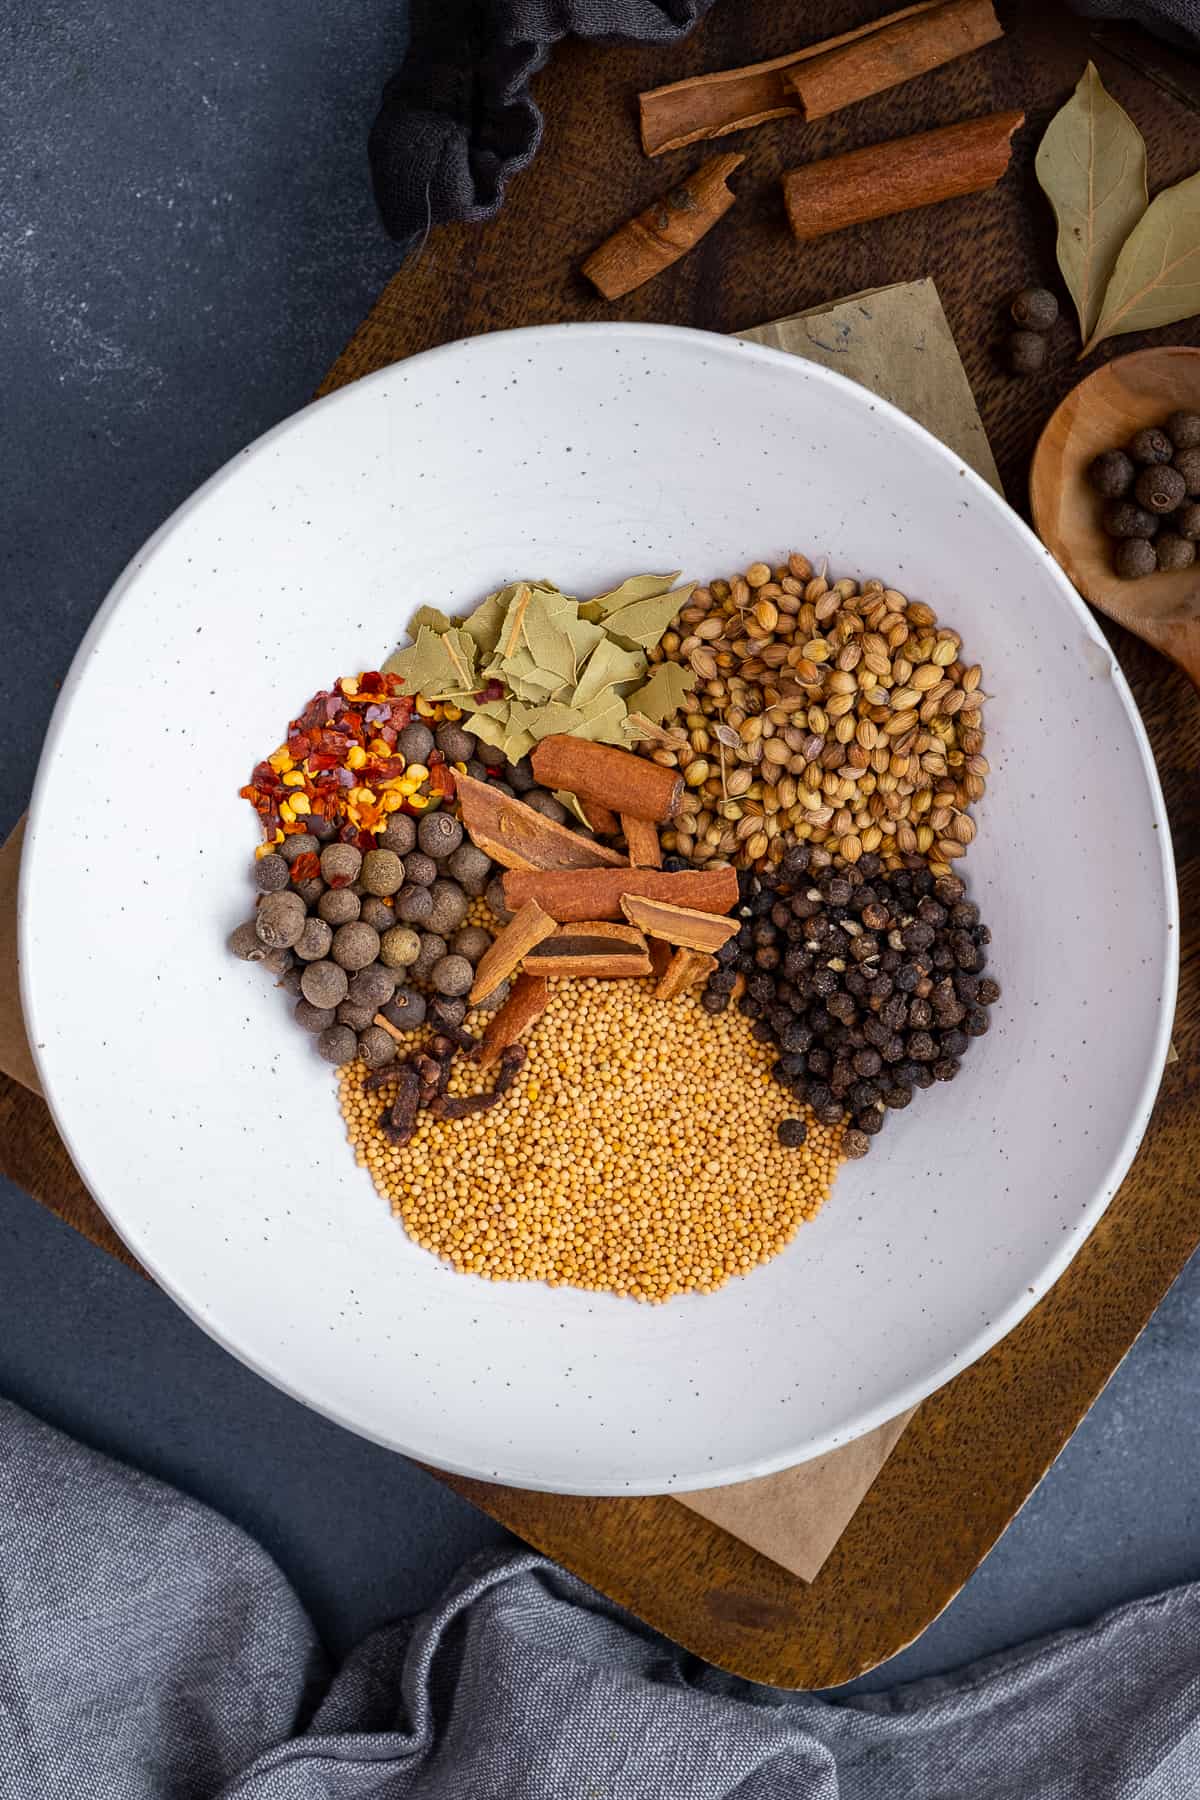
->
501, 865, 738, 924
783, 110, 1023, 244
622, 815, 663, 868
655, 947, 717, 1000
455, 773, 625, 873
637, 1, 942, 154
786, 0, 1001, 121
525, 923, 652, 980
469, 900, 557, 1004
579, 798, 621, 836
620, 894, 739, 954
478, 974, 551, 1069
531, 736, 682, 822
581, 154, 744, 301
647, 937, 674, 983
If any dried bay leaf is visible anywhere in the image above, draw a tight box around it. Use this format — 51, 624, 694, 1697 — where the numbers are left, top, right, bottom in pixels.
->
578, 572, 681, 625
573, 692, 630, 744
621, 661, 697, 728
1083, 167, 1200, 353
383, 625, 477, 700
1036, 62, 1147, 343
572, 636, 648, 709
408, 605, 456, 635
601, 583, 696, 653
461, 587, 512, 659
528, 702, 585, 740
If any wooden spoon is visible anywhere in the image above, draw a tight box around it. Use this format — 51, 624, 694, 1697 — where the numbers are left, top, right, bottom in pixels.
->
1030, 347, 1200, 686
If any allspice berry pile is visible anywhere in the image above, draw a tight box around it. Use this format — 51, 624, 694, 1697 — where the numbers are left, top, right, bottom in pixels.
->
1089, 412, 1200, 578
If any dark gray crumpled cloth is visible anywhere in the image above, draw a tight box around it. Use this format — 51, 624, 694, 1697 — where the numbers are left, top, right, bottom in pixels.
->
368, 0, 718, 242
371, 0, 1200, 244
5, 1396, 1200, 1797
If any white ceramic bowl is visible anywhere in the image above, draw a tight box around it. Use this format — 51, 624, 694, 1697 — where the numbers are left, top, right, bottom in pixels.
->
21, 324, 1175, 1494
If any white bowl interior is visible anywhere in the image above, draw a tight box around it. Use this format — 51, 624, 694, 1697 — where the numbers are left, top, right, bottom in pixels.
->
21, 325, 1175, 1493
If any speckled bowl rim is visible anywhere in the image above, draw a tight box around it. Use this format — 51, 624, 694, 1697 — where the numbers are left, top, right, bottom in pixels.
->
20, 322, 1178, 1492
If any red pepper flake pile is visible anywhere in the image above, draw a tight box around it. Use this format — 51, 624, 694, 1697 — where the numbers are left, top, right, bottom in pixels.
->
240, 672, 460, 852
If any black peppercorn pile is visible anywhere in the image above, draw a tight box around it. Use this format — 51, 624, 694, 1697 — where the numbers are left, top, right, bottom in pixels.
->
699, 843, 1000, 1160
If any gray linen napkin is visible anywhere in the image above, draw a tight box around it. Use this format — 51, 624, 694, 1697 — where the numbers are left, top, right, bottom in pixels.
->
3, 1393, 1200, 1798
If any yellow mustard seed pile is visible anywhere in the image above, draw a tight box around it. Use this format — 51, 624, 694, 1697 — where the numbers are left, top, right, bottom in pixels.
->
337, 979, 842, 1302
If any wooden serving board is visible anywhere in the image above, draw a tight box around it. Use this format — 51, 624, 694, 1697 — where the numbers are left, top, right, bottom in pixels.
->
4, 0, 1200, 1688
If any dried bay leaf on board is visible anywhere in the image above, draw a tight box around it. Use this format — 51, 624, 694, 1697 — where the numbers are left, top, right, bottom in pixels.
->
383, 625, 478, 700
1082, 167, 1200, 354
1035, 62, 1147, 343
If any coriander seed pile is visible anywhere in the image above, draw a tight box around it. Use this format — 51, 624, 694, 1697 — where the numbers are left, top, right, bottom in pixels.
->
338, 980, 842, 1302
638, 552, 987, 879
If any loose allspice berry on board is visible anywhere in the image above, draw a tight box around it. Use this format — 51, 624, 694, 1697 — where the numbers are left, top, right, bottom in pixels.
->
1009, 286, 1059, 331
1088, 450, 1135, 499
1006, 330, 1047, 375
1156, 534, 1196, 572
1168, 411, 1200, 451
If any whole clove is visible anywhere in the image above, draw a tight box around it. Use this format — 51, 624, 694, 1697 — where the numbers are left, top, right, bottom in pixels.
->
382, 1065, 421, 1146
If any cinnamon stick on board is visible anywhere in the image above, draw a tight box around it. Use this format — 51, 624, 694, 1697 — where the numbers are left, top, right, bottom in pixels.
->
530, 736, 682, 822
582, 153, 744, 300
638, 1, 944, 154
501, 865, 738, 924
787, 0, 1001, 120
783, 110, 1023, 244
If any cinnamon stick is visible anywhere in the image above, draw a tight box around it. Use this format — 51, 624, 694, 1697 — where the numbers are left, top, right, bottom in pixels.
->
787, 0, 1001, 122
638, 2, 942, 155
655, 947, 717, 1000
620, 894, 739, 954
478, 974, 550, 1069
469, 900, 556, 1004
525, 923, 652, 980
647, 937, 674, 982
530, 736, 682, 822
579, 798, 621, 836
783, 110, 1023, 244
501, 865, 738, 924
455, 773, 625, 873
581, 154, 744, 301
622, 815, 663, 868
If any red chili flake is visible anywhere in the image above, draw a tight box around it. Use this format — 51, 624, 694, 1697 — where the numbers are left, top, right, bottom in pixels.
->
308, 751, 340, 771
288, 851, 321, 882
359, 671, 382, 689
428, 763, 456, 800
340, 711, 362, 734
378, 726, 397, 746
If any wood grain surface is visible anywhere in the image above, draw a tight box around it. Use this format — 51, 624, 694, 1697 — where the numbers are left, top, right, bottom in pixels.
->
5, 0, 1200, 1688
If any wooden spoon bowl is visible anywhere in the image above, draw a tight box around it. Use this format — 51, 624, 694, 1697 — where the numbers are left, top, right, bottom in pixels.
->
1030, 347, 1200, 686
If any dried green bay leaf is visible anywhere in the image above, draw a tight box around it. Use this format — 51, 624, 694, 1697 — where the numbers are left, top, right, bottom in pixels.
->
601, 583, 695, 653
621, 661, 697, 728
462, 710, 509, 753
572, 636, 648, 709
520, 590, 584, 686
1083, 166, 1200, 354
579, 572, 681, 624
383, 625, 477, 700
528, 702, 585, 740
1036, 62, 1147, 344
554, 789, 596, 828
572, 692, 630, 744
408, 605, 456, 636
461, 588, 512, 659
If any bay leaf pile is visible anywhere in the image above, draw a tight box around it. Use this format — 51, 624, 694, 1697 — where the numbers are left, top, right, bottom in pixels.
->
383, 575, 699, 766
1037, 62, 1200, 357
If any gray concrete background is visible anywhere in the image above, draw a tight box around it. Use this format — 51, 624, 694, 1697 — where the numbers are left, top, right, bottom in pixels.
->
2, 0, 1198, 1691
